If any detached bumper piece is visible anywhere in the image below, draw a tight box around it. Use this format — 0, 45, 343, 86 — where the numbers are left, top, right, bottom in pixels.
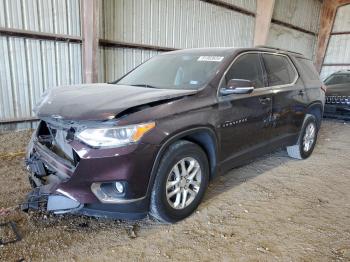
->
21, 188, 48, 212
21, 188, 83, 215
47, 195, 83, 214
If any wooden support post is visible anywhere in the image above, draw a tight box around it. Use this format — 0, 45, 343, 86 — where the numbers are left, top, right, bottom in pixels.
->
315, 0, 350, 72
314, 0, 338, 72
254, 0, 275, 46
82, 0, 99, 83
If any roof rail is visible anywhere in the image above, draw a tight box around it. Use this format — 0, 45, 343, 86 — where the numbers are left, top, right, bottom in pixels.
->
255, 45, 304, 56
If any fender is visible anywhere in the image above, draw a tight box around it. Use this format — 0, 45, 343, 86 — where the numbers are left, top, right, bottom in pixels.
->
144, 126, 219, 199
306, 101, 325, 127
292, 101, 324, 145
306, 101, 324, 112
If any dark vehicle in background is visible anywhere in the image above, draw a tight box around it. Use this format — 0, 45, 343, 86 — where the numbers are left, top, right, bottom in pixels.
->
24, 47, 325, 223
324, 70, 350, 120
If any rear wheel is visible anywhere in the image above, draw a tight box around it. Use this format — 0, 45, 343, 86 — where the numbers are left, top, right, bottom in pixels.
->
149, 140, 209, 223
287, 114, 318, 159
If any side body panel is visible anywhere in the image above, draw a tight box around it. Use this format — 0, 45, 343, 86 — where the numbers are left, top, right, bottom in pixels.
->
293, 56, 325, 115
217, 89, 273, 164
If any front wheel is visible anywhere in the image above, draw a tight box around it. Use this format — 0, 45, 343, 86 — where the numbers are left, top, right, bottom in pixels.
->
149, 140, 209, 223
287, 114, 319, 159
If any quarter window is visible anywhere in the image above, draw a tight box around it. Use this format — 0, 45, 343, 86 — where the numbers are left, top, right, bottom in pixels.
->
262, 54, 297, 86
225, 53, 264, 88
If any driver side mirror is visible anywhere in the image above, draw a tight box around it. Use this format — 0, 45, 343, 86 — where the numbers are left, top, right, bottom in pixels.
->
220, 79, 255, 96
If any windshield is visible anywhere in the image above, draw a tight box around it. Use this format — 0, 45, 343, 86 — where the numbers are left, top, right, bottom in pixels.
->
324, 74, 350, 85
116, 54, 226, 90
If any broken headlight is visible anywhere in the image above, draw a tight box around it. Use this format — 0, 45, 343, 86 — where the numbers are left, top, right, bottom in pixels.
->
76, 122, 155, 148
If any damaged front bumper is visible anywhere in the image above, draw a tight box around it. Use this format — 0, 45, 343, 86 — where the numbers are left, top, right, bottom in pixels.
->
23, 135, 81, 214
23, 121, 159, 220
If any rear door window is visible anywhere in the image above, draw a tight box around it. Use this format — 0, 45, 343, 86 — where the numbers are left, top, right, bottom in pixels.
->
225, 53, 264, 88
262, 54, 297, 86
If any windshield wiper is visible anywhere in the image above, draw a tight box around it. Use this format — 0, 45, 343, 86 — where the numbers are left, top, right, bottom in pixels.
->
130, 84, 159, 89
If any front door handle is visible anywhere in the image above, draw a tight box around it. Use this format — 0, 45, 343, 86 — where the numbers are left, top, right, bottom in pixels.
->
298, 90, 305, 96
259, 97, 271, 104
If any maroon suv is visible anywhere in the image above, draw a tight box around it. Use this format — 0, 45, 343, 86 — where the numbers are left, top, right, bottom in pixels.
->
24, 47, 325, 223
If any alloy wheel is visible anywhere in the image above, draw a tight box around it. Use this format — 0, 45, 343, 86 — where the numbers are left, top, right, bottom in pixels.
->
165, 157, 202, 210
303, 122, 316, 152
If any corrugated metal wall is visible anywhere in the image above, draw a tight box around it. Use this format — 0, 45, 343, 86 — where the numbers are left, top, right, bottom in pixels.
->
0, 0, 81, 35
271, 0, 320, 33
99, 48, 162, 83
321, 4, 350, 80
99, 0, 256, 82
0, 0, 82, 131
267, 24, 317, 58
0, 0, 331, 131
332, 4, 350, 32
267, 0, 321, 59
218, 0, 256, 12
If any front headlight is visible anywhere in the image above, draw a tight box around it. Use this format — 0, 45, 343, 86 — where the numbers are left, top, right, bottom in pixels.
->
76, 122, 155, 148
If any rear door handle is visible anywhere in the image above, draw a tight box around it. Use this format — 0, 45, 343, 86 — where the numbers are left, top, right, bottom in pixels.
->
259, 97, 271, 104
298, 90, 305, 96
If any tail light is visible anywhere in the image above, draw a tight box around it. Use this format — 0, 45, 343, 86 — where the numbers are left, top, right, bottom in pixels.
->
321, 85, 327, 93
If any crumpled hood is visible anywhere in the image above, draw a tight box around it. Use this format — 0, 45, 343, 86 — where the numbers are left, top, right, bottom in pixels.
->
34, 84, 197, 120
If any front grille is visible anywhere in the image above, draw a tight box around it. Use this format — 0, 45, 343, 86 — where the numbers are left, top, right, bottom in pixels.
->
325, 95, 350, 105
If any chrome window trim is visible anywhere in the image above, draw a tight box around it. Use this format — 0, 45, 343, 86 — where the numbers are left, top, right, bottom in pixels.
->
217, 51, 300, 97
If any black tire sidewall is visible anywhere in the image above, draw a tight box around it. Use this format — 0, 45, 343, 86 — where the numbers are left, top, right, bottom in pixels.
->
151, 141, 209, 223
299, 116, 318, 159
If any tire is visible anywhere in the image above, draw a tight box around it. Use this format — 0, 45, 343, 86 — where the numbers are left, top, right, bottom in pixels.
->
287, 114, 319, 160
149, 140, 209, 223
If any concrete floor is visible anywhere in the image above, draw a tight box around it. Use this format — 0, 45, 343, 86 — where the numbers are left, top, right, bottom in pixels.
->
0, 119, 349, 261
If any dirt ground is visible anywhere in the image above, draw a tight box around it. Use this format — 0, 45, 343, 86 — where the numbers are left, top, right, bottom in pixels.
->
0, 119, 349, 261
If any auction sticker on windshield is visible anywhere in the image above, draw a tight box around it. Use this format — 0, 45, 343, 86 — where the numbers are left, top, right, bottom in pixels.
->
198, 56, 224, 62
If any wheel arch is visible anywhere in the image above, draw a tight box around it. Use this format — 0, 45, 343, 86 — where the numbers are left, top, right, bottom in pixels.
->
306, 101, 324, 127
146, 126, 219, 198
182, 130, 218, 179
